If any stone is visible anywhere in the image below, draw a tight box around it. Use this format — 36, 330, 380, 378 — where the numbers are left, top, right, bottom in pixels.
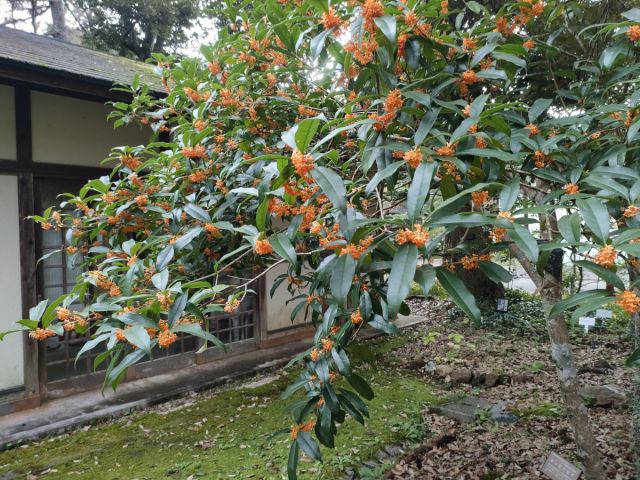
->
593, 359, 612, 370
579, 384, 628, 408
431, 396, 518, 424
434, 364, 452, 378
449, 368, 473, 384
471, 372, 486, 387
484, 372, 500, 388
512, 372, 534, 384
424, 361, 437, 374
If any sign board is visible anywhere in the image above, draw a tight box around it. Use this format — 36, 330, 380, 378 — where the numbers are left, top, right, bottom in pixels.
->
541, 452, 582, 480
595, 309, 612, 319
578, 316, 595, 333
496, 298, 509, 313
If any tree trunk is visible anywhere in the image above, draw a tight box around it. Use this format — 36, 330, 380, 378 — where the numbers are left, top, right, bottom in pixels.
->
447, 225, 505, 300
49, 0, 68, 41
510, 243, 605, 479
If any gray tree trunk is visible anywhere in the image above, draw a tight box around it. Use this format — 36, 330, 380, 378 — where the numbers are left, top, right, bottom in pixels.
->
509, 241, 605, 480
49, 0, 68, 41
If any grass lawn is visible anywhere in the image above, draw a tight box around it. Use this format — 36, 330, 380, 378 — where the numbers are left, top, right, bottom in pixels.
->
0, 333, 442, 479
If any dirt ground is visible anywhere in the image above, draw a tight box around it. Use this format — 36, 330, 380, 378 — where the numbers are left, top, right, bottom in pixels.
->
383, 298, 635, 480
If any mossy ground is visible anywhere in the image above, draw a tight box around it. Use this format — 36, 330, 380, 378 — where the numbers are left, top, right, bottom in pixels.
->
0, 333, 441, 480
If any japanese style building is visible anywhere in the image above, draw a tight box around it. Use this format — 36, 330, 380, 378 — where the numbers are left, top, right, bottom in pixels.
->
0, 26, 310, 417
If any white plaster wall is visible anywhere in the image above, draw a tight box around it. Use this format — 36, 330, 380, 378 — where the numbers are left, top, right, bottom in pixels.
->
265, 263, 310, 331
31, 91, 149, 166
0, 85, 17, 160
0, 175, 24, 390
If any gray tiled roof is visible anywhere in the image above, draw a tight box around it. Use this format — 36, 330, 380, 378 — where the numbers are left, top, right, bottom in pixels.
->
0, 26, 161, 89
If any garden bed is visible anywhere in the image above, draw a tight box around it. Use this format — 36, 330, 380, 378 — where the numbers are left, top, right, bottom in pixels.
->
0, 294, 634, 479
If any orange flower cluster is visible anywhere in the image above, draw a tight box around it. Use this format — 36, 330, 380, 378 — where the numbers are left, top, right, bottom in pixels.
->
533, 150, 551, 168
297, 105, 316, 117
120, 155, 141, 170
255, 239, 273, 255
498, 211, 515, 222
617, 290, 640, 313
461, 254, 491, 270
345, 38, 379, 65
89, 271, 121, 297
490, 227, 508, 243
182, 145, 207, 158
396, 224, 429, 247
403, 147, 423, 169
57, 307, 87, 332
291, 150, 314, 177
564, 183, 579, 195
158, 329, 177, 349
525, 123, 540, 136
310, 348, 321, 362
523, 38, 535, 49
341, 236, 374, 260
204, 223, 220, 235
628, 25, 640, 42
623, 205, 640, 218
369, 89, 403, 130
462, 37, 477, 50
224, 298, 241, 313
350, 309, 363, 325
461, 69, 479, 86
475, 136, 487, 149
322, 8, 343, 30
321, 337, 334, 352
594, 245, 617, 268
290, 420, 315, 440
471, 190, 489, 208
29, 328, 56, 341
156, 291, 173, 309
436, 143, 456, 157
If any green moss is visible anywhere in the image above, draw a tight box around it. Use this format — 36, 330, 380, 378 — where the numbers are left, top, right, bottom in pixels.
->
515, 401, 565, 418
0, 335, 439, 480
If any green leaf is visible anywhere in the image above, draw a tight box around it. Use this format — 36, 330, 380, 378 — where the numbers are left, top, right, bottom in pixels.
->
365, 161, 403, 196
499, 177, 519, 211
387, 244, 418, 319
479, 261, 513, 283
471, 42, 497, 67
347, 373, 374, 400
297, 431, 322, 461
331, 348, 351, 376
184, 203, 210, 222
415, 108, 440, 145
368, 314, 399, 334
373, 15, 396, 44
151, 269, 169, 290
0, 330, 21, 341
576, 197, 610, 243
331, 254, 356, 305
123, 325, 152, 354
287, 440, 299, 480
549, 290, 610, 317
156, 245, 174, 271
435, 267, 481, 323
29, 300, 49, 322
573, 261, 625, 291
528, 98, 553, 123
310, 28, 332, 60
558, 213, 582, 243
172, 322, 225, 348
311, 167, 347, 213
406, 162, 436, 222
107, 348, 145, 389
256, 197, 269, 232
174, 227, 203, 250
623, 8, 640, 22
295, 118, 321, 152
509, 223, 539, 262
414, 264, 436, 296
271, 233, 298, 267
626, 347, 640, 367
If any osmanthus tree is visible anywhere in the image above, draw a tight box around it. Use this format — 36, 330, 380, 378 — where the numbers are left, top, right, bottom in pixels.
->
4, 0, 640, 478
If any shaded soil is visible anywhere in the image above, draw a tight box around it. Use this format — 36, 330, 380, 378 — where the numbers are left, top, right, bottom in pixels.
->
385, 298, 634, 479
